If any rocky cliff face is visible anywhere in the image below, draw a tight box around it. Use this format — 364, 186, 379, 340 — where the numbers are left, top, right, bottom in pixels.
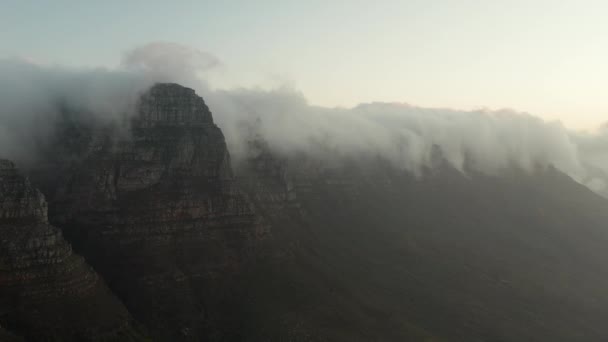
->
6, 82, 608, 341
39, 83, 267, 341
0, 160, 140, 341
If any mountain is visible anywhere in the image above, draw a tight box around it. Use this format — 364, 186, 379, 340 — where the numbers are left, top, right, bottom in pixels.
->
34, 83, 266, 341
1, 83, 608, 341
233, 144, 608, 341
0, 160, 142, 341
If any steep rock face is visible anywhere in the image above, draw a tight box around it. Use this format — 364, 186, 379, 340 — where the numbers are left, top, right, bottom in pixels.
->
44, 83, 267, 341
22, 81, 608, 341
137, 83, 213, 126
0, 160, 140, 341
235, 139, 300, 220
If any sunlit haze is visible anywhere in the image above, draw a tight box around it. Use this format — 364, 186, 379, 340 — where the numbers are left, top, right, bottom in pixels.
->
2, 0, 607, 130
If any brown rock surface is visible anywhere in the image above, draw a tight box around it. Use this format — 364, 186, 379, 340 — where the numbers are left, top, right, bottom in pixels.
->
15, 81, 608, 341
0, 160, 141, 341
43, 83, 266, 340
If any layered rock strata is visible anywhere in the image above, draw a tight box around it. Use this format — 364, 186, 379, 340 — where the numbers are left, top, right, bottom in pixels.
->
0, 159, 140, 341
44, 83, 267, 340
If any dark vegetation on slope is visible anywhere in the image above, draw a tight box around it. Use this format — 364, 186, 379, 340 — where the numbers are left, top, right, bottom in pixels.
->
232, 149, 608, 341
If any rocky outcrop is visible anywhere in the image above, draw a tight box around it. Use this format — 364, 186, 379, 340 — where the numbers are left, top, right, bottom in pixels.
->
12, 81, 608, 341
137, 83, 213, 126
0, 160, 141, 341
236, 138, 300, 220
42, 83, 267, 340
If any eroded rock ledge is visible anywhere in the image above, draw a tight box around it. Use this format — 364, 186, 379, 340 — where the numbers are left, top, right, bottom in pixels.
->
39, 83, 267, 340
0, 159, 141, 341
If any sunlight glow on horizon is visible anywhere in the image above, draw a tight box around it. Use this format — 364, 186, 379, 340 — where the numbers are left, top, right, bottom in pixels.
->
1, 0, 607, 131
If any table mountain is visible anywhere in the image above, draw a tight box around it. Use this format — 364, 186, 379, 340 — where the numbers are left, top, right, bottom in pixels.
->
3, 83, 608, 341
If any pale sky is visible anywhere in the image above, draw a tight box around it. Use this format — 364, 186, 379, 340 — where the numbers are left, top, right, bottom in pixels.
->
1, 0, 608, 130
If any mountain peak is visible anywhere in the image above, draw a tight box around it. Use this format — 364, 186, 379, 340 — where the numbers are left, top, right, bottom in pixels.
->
148, 82, 195, 94
136, 82, 213, 127
0, 159, 47, 222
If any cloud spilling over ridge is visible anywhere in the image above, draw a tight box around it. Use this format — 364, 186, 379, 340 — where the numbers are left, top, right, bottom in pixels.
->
0, 42, 607, 197
0, 58, 156, 164
205, 86, 607, 196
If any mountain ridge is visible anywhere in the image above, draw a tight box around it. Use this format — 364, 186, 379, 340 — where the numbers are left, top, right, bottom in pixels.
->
1, 83, 608, 341
0, 158, 142, 341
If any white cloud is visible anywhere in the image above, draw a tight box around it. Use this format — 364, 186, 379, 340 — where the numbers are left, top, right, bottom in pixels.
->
1, 42, 608, 198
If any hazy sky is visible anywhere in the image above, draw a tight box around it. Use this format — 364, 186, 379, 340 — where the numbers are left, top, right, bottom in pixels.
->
1, 0, 607, 130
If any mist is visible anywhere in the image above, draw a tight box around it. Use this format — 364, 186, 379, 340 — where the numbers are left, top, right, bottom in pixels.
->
1, 42, 607, 197
0, 58, 155, 165
205, 87, 608, 196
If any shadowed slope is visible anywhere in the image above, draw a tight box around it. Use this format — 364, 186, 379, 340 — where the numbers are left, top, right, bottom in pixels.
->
0, 160, 142, 341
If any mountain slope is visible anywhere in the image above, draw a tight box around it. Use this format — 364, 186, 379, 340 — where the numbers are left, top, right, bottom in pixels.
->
235, 152, 608, 341
5, 82, 608, 341
0, 160, 142, 341
36, 83, 266, 341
